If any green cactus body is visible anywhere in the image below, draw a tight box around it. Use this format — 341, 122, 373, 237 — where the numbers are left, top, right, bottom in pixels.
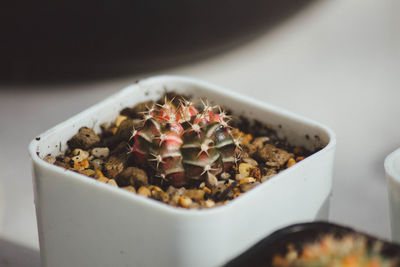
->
130, 98, 237, 186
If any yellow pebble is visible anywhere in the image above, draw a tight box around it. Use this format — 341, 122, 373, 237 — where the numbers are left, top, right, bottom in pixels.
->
239, 177, 256, 185
74, 159, 89, 171
115, 115, 128, 127
97, 176, 109, 183
137, 186, 151, 197
80, 169, 95, 177
107, 179, 119, 187
178, 196, 192, 208
286, 158, 296, 168
122, 186, 136, 193
204, 199, 215, 208
238, 163, 252, 177
149, 185, 163, 192
245, 134, 253, 141
94, 169, 105, 178
233, 192, 242, 198
202, 187, 211, 194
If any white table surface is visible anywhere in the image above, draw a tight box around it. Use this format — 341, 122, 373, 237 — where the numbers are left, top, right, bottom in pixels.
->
1, 0, 399, 265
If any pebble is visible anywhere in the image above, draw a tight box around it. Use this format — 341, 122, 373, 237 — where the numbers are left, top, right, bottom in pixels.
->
220, 172, 231, 180
202, 187, 211, 194
227, 179, 235, 185
115, 115, 128, 127
238, 163, 251, 177
104, 156, 126, 179
177, 187, 186, 195
169, 194, 181, 206
116, 119, 134, 141
233, 192, 242, 198
212, 182, 227, 196
91, 147, 110, 158
117, 167, 148, 187
203, 199, 215, 208
205, 172, 218, 188
242, 157, 258, 167
244, 143, 257, 156
97, 176, 109, 183
239, 177, 256, 185
178, 196, 192, 208
111, 141, 129, 155
155, 191, 170, 203
122, 186, 136, 193
149, 185, 163, 193
67, 127, 100, 150
94, 169, 105, 179
91, 159, 103, 170
137, 186, 151, 197
185, 189, 205, 201
73, 148, 89, 157
166, 186, 178, 195
44, 155, 56, 164
72, 148, 89, 162
80, 169, 95, 177
149, 186, 169, 202
261, 169, 277, 182
107, 179, 119, 187
293, 146, 304, 155
252, 137, 270, 149
240, 182, 260, 192
73, 159, 89, 171
235, 173, 246, 181
257, 144, 294, 167
250, 167, 262, 181
296, 156, 305, 162
189, 202, 201, 209
286, 158, 296, 168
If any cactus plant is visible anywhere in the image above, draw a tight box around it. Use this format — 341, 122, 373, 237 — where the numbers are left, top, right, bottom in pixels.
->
130, 97, 239, 186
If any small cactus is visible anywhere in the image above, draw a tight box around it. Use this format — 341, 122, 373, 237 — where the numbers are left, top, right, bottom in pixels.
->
130, 97, 239, 186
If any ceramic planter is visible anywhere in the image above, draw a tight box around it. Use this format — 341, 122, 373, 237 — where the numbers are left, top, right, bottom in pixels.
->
29, 75, 336, 267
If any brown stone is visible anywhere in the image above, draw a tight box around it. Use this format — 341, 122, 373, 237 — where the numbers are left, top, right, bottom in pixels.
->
257, 144, 294, 167
184, 189, 205, 201
116, 119, 134, 141
104, 156, 126, 179
117, 166, 148, 187
120, 100, 155, 119
67, 127, 100, 150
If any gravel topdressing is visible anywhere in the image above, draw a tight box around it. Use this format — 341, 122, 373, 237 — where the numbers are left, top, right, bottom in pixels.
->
45, 93, 318, 209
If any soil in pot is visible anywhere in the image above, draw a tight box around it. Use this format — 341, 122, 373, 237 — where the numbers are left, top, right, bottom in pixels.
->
45, 92, 321, 209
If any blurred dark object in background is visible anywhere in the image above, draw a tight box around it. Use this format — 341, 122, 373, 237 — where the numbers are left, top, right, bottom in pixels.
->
225, 222, 400, 267
1, 0, 314, 83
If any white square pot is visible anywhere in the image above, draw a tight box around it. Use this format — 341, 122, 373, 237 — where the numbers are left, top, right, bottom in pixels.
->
29, 75, 336, 267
